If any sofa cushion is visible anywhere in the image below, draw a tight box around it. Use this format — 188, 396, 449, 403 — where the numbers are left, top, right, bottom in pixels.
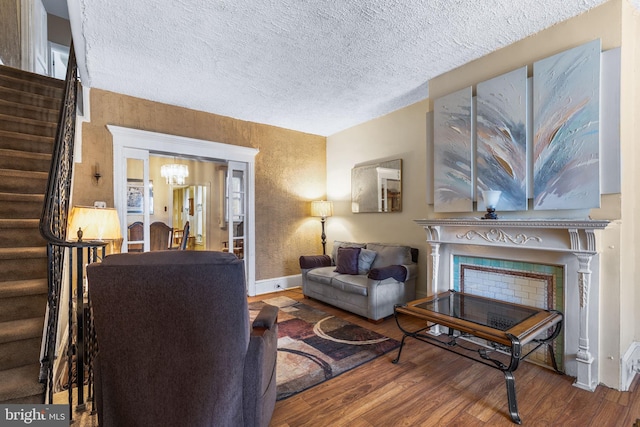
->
307, 266, 340, 285
367, 243, 412, 269
329, 274, 369, 296
357, 249, 377, 274
331, 241, 366, 265
334, 247, 361, 275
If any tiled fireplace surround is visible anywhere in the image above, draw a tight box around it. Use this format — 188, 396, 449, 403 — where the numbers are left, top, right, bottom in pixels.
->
415, 218, 609, 391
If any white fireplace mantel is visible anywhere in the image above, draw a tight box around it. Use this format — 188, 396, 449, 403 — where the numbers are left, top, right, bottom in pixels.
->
414, 218, 610, 254
414, 217, 610, 391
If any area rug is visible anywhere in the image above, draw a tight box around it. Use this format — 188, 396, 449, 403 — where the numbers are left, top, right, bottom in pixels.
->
249, 296, 400, 400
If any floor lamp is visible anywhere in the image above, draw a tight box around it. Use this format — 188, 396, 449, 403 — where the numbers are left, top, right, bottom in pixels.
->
311, 200, 333, 255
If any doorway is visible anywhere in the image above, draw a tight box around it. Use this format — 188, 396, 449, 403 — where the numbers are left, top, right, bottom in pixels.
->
109, 126, 259, 295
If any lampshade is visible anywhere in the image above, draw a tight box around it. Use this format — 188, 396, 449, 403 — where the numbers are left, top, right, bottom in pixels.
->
67, 206, 122, 242
160, 163, 189, 185
311, 200, 333, 218
482, 190, 502, 209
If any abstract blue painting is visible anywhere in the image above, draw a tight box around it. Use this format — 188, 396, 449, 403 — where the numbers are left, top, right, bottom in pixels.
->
433, 87, 473, 212
476, 67, 528, 211
533, 39, 601, 210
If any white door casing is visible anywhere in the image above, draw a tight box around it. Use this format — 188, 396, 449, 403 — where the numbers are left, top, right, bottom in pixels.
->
109, 125, 259, 295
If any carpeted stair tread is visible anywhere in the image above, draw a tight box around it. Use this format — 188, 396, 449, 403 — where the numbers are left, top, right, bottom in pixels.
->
0, 129, 53, 154
0, 319, 44, 372
0, 192, 45, 204
0, 279, 47, 298
0, 74, 64, 99
0, 169, 48, 194
0, 99, 59, 123
0, 193, 44, 219
0, 219, 41, 229
0, 85, 62, 110
0, 318, 43, 344
0, 149, 51, 172
0, 247, 47, 260
0, 113, 57, 138
0, 336, 42, 371
0, 65, 64, 88
0, 219, 46, 248
0, 364, 44, 403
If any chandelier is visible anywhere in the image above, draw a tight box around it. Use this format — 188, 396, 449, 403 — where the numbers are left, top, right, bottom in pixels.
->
160, 163, 189, 185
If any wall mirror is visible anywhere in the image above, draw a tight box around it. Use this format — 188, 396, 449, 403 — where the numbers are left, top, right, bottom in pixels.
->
351, 159, 402, 213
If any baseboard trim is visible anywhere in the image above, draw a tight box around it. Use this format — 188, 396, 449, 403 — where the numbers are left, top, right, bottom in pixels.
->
621, 341, 640, 391
255, 274, 302, 295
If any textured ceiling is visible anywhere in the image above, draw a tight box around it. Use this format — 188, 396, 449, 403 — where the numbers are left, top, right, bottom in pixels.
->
69, 0, 612, 136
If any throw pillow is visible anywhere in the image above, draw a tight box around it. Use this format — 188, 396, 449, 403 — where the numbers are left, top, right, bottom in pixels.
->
331, 241, 366, 265
357, 249, 377, 274
334, 247, 361, 275
368, 265, 407, 282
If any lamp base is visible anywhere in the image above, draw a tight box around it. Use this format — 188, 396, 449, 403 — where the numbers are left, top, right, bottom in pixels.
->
482, 208, 498, 220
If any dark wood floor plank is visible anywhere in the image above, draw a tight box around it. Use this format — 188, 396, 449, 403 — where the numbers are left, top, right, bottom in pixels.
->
622, 376, 640, 426
589, 399, 629, 427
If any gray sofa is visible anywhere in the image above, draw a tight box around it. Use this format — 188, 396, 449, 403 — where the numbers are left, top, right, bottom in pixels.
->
299, 242, 418, 321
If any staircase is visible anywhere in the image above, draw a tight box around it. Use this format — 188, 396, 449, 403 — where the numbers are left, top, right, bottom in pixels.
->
0, 65, 64, 404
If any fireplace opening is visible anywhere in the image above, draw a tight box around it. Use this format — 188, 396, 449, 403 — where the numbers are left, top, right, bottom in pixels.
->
453, 255, 564, 370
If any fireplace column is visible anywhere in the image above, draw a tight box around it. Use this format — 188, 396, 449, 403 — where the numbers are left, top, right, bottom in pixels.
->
425, 226, 442, 335
574, 251, 596, 391
569, 228, 598, 391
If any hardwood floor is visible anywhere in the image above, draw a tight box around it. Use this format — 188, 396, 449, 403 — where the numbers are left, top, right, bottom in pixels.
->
65, 288, 639, 426
265, 290, 639, 427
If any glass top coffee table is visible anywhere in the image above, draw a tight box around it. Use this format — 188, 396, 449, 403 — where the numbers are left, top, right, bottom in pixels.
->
393, 290, 563, 424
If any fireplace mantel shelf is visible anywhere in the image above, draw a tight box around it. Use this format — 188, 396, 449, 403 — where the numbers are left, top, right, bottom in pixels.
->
414, 218, 610, 254
415, 218, 610, 230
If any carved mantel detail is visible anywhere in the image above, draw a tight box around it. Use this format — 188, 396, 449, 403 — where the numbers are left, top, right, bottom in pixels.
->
415, 218, 609, 254
456, 228, 542, 245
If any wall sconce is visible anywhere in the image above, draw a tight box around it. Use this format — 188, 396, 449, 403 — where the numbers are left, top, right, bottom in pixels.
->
311, 200, 333, 255
93, 162, 101, 184
67, 206, 122, 242
481, 190, 502, 220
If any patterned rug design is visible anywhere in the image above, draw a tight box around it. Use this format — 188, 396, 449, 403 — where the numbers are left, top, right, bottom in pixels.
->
249, 296, 400, 400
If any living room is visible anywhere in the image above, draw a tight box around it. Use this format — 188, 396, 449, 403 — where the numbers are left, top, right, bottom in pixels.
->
72, 0, 640, 392
0, 0, 639, 425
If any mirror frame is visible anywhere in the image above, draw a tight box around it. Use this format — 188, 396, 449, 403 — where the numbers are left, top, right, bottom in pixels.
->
351, 159, 402, 213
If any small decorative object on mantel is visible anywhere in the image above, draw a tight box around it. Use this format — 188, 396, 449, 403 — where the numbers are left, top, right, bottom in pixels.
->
481, 190, 502, 220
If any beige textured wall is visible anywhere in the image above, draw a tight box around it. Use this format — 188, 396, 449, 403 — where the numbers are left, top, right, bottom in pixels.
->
619, 0, 640, 365
74, 89, 326, 280
327, 100, 431, 297
328, 0, 637, 389
0, 0, 21, 67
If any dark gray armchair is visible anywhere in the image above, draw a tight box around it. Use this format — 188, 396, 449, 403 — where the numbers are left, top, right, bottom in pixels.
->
86, 250, 278, 427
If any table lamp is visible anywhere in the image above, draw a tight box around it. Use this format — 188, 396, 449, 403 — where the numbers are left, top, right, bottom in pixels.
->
67, 206, 122, 242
